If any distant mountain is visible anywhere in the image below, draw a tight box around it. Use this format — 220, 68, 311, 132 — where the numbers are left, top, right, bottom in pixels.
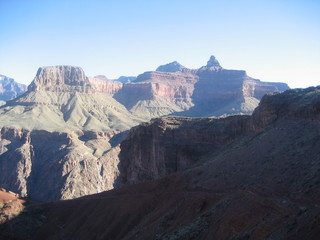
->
156, 61, 187, 72
115, 55, 289, 118
0, 56, 289, 202
2, 66, 140, 132
0, 74, 27, 103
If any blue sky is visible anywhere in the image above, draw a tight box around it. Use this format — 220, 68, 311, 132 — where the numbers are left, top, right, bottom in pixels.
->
0, 0, 319, 88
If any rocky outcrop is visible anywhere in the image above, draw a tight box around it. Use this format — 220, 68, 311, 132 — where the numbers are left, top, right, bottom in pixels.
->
0, 75, 27, 102
0, 189, 24, 224
198, 55, 223, 71
0, 127, 121, 201
27, 66, 123, 94
28, 66, 89, 92
252, 87, 320, 128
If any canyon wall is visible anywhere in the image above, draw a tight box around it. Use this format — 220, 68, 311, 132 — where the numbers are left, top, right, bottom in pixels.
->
120, 86, 320, 186
0, 127, 121, 202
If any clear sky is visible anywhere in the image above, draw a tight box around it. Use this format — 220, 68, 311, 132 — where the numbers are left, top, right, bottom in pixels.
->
0, 0, 319, 88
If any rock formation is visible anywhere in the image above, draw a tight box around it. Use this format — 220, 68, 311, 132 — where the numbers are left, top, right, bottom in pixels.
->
115, 56, 289, 118
1, 86, 320, 240
0, 66, 140, 201
114, 70, 198, 118
0, 57, 289, 201
156, 61, 187, 72
120, 116, 251, 185
1, 66, 141, 131
0, 74, 27, 103
119, 87, 320, 185
0, 127, 121, 201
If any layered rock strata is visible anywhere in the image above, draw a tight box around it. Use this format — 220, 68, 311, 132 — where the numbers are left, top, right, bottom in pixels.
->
116, 56, 289, 118
0, 66, 139, 201
0, 57, 290, 201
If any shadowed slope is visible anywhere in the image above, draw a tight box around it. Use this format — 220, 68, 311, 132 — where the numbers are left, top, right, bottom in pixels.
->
1, 87, 319, 240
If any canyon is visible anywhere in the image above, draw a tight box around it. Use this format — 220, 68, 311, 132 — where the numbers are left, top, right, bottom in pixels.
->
0, 57, 289, 202
0, 86, 319, 240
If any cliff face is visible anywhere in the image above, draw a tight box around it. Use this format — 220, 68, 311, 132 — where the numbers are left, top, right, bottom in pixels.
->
190, 57, 288, 116
0, 127, 121, 202
88, 75, 123, 94
114, 70, 198, 118
0, 66, 139, 201
120, 86, 320, 185
120, 116, 251, 185
28, 66, 123, 94
115, 56, 289, 118
0, 75, 27, 102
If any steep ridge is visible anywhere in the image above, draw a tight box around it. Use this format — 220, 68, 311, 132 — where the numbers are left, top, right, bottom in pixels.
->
1, 87, 319, 240
115, 56, 289, 118
0, 74, 27, 103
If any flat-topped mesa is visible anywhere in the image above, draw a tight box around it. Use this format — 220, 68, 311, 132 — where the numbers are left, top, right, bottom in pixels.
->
28, 66, 90, 92
27, 66, 122, 94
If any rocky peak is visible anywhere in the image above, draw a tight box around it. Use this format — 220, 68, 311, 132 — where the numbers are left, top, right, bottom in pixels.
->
28, 66, 89, 91
156, 61, 187, 73
206, 55, 221, 67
